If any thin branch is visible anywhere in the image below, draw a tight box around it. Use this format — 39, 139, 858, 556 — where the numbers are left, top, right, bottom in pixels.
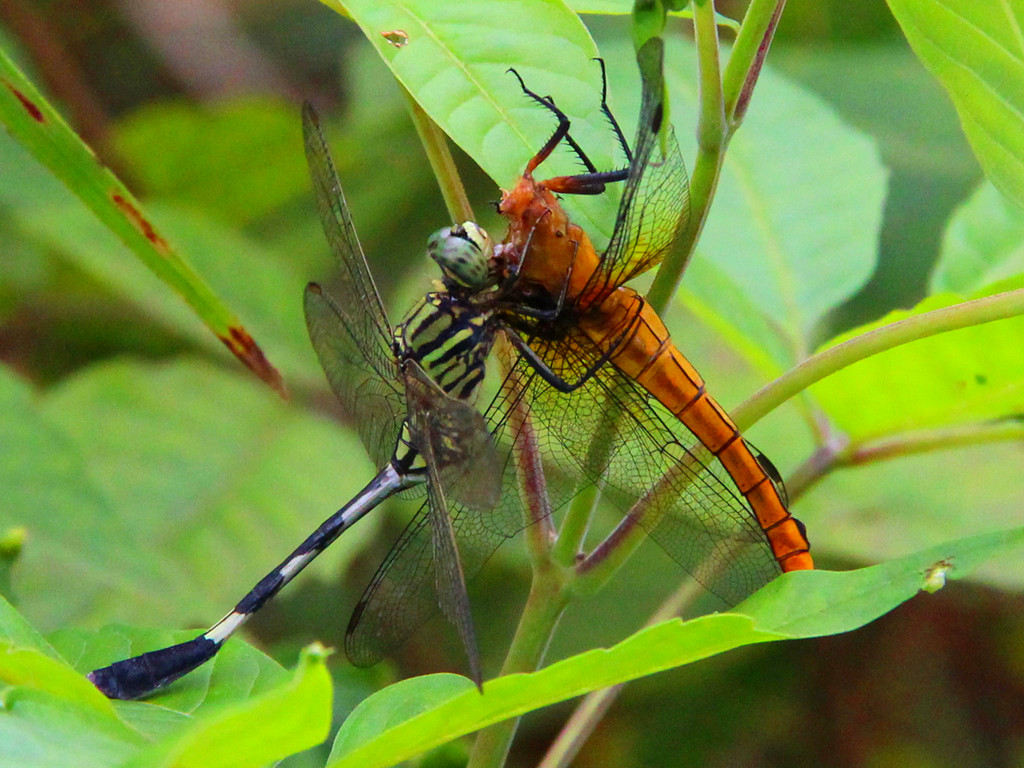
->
647, 0, 725, 312
537, 580, 705, 768
786, 420, 1024, 501
403, 86, 474, 225
733, 288, 1024, 432
721, 0, 787, 124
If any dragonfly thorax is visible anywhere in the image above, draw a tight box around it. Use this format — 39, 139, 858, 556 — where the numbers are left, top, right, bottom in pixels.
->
427, 222, 495, 290
394, 292, 494, 404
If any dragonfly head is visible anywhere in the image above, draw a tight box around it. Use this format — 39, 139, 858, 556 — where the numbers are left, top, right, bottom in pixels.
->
427, 222, 495, 290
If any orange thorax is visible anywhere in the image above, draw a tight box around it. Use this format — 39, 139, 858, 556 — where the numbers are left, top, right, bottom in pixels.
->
499, 176, 604, 307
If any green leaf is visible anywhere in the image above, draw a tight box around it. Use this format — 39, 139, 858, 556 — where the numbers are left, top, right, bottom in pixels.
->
0, 568, 58, 657
885, 1, 1024, 209
121, 644, 332, 768
325, 526, 1024, 768
330, 0, 620, 242
0, 359, 380, 631
55, 625, 290, 720
0, 604, 329, 768
0, 640, 114, 716
0, 366, 135, 628
0, 48, 283, 392
329, 674, 475, 763
671, 48, 885, 369
0, 687, 142, 768
810, 293, 1024, 441
111, 98, 309, 226
933, 181, 1024, 295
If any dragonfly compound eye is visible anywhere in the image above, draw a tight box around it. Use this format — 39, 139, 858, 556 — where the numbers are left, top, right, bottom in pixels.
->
426, 222, 494, 289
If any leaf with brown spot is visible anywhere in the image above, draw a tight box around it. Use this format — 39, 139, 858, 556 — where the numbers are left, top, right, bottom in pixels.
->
0, 46, 285, 395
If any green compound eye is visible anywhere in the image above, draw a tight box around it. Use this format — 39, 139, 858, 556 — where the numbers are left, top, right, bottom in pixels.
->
427, 222, 494, 289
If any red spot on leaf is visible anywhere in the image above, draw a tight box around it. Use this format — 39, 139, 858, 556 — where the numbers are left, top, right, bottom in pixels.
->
4, 82, 44, 122
110, 193, 171, 254
220, 326, 287, 397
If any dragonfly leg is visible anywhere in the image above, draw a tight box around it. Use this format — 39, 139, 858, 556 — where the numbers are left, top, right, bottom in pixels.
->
495, 219, 578, 324
507, 67, 598, 175
593, 57, 633, 164
507, 67, 627, 192
504, 302, 640, 393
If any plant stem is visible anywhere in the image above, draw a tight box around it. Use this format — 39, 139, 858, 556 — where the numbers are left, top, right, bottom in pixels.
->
403, 85, 474, 225
732, 288, 1024, 432
647, 0, 725, 313
786, 420, 1024, 501
465, 339, 569, 768
721, 0, 786, 124
537, 579, 705, 768
466, 561, 571, 768
550, 484, 596, 568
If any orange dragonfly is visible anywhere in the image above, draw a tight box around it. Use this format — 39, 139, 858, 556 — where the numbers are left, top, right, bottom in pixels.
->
346, 39, 811, 669
491, 37, 812, 579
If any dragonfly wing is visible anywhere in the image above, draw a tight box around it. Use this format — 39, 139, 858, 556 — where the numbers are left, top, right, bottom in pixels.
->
420, 424, 482, 685
345, 360, 507, 673
402, 359, 502, 512
524, 329, 779, 605
344, 464, 523, 673
302, 103, 397, 384
304, 283, 404, 468
597, 37, 690, 291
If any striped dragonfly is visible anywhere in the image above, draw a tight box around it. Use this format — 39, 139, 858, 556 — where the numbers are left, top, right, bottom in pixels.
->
89, 104, 506, 698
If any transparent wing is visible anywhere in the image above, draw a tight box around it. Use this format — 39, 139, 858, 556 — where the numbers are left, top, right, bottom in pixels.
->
345, 361, 505, 673
303, 284, 404, 468
521, 326, 780, 605
593, 37, 690, 292
421, 428, 481, 684
302, 103, 396, 384
302, 103, 407, 466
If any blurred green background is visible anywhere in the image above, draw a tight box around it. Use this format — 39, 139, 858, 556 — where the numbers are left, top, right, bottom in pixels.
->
1, 1, 1022, 766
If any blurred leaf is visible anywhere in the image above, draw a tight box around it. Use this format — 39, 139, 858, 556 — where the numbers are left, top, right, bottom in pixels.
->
0, 602, 331, 768
0, 358, 380, 633
769, 42, 980, 328
673, 49, 885, 368
112, 98, 309, 226
592, 36, 884, 375
799, 441, 1024, 588
885, 0, 1024, 210
0, 47, 283, 392
53, 624, 291, 722
0, 593, 60, 662
123, 645, 332, 768
329, 674, 474, 763
933, 181, 1024, 295
0, 687, 142, 768
330, 0, 620, 242
0, 640, 114, 716
810, 293, 1024, 441
326, 525, 1024, 768
0, 132, 321, 388
0, 365, 144, 628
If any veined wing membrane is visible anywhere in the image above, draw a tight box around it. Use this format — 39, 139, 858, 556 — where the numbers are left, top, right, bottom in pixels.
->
596, 37, 690, 291
302, 103, 395, 383
345, 360, 502, 673
345, 357, 591, 669
523, 328, 779, 605
304, 284, 404, 469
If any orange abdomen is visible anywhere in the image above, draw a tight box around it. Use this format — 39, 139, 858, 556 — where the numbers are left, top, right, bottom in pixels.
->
579, 289, 813, 572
